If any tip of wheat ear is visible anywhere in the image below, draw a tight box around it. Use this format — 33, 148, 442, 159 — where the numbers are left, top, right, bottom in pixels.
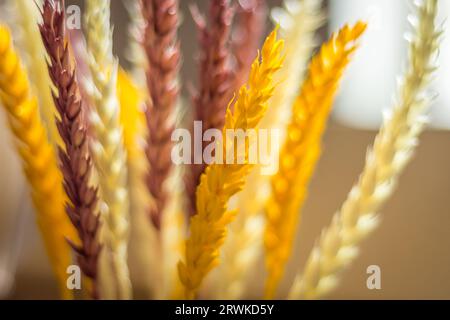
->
0, 24, 79, 299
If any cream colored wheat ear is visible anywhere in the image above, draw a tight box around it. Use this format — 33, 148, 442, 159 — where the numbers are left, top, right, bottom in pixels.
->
288, 0, 441, 300
215, 0, 325, 300
85, 0, 132, 300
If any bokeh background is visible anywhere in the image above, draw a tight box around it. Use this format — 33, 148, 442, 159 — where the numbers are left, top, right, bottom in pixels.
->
1, 0, 449, 299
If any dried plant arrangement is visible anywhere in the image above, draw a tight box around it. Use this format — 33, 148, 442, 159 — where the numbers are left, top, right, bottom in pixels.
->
0, 0, 445, 302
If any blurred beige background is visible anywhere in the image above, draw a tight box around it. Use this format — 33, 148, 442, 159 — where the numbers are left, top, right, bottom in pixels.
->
1, 0, 449, 299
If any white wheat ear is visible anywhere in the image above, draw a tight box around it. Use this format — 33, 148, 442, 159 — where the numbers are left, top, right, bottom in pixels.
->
84, 0, 132, 300
288, 0, 441, 300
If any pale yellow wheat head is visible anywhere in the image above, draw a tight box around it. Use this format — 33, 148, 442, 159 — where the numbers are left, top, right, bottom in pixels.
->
84, 0, 132, 300
289, 0, 440, 300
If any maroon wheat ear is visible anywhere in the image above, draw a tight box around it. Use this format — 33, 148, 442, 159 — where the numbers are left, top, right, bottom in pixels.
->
232, 0, 267, 90
141, 0, 180, 230
185, 0, 235, 218
39, 0, 101, 299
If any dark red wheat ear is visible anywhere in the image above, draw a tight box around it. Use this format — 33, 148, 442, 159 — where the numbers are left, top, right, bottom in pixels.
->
141, 0, 180, 230
39, 0, 101, 299
185, 0, 235, 218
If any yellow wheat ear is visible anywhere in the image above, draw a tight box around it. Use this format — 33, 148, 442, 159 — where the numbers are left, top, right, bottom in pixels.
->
0, 25, 79, 299
217, 0, 325, 299
177, 28, 284, 300
289, 0, 440, 300
264, 22, 367, 299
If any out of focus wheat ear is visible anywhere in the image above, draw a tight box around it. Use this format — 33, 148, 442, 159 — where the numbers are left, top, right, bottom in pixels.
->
289, 0, 441, 300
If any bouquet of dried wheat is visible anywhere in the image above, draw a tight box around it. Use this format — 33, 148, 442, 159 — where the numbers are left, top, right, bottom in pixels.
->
0, 0, 442, 300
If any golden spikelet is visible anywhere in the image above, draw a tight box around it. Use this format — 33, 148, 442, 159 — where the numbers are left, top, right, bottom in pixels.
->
118, 67, 184, 300
264, 22, 367, 299
117, 69, 160, 298
216, 0, 325, 299
0, 25, 78, 299
177, 28, 284, 300
124, 0, 147, 88
289, 0, 440, 299
237, 0, 325, 218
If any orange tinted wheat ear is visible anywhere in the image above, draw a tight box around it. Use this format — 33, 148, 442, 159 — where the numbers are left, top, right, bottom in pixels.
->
124, 0, 147, 87
177, 28, 284, 300
0, 25, 78, 299
186, 0, 235, 218
217, 0, 325, 299
264, 22, 367, 299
